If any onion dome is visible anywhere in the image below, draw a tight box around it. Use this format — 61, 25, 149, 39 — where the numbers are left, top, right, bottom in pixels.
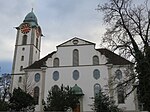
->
72, 84, 84, 96
23, 9, 38, 25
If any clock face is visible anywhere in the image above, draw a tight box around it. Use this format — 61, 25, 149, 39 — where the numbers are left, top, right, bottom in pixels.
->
21, 23, 31, 34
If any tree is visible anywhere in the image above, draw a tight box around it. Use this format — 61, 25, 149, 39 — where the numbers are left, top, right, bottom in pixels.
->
98, 0, 150, 111
0, 73, 11, 102
0, 100, 9, 111
9, 87, 35, 111
44, 85, 80, 111
16, 73, 36, 95
0, 73, 11, 111
92, 91, 121, 112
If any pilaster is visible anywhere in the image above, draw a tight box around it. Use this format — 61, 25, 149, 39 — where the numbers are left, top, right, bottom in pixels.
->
40, 66, 47, 112
107, 64, 114, 98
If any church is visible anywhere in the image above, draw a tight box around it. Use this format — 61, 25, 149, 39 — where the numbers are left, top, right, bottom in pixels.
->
11, 10, 138, 112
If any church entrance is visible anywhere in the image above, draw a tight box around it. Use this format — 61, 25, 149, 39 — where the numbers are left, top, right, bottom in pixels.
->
73, 102, 80, 112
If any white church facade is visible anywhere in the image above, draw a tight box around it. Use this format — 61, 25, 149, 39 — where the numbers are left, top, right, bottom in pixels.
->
11, 10, 138, 112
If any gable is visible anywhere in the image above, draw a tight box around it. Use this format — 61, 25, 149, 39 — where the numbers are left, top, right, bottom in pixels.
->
57, 37, 95, 47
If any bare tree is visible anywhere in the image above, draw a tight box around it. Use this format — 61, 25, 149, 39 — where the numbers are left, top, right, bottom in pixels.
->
0, 73, 11, 102
18, 73, 35, 96
98, 0, 150, 111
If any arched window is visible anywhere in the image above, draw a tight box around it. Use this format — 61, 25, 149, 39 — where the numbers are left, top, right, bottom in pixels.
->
117, 84, 125, 104
73, 70, 79, 80
93, 55, 99, 65
18, 76, 22, 83
20, 66, 23, 71
53, 58, 59, 67
73, 49, 79, 66
21, 56, 24, 61
22, 35, 27, 45
53, 71, 59, 81
34, 86, 39, 105
94, 83, 101, 96
93, 69, 100, 80
115, 69, 122, 80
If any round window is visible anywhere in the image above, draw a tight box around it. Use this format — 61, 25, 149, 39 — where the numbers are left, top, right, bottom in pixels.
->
53, 71, 59, 81
73, 39, 79, 45
73, 70, 79, 80
93, 69, 100, 80
35, 73, 40, 82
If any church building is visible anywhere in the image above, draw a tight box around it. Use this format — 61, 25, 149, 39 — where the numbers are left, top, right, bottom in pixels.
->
11, 10, 138, 112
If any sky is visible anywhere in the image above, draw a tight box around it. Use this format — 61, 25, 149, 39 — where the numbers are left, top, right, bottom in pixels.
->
0, 0, 107, 74
0, 0, 148, 74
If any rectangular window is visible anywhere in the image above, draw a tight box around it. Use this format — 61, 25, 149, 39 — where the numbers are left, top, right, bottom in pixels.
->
36, 38, 38, 48
18, 76, 22, 83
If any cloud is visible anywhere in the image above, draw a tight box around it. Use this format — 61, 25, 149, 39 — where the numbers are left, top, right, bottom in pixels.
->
0, 0, 104, 73
0, 61, 12, 74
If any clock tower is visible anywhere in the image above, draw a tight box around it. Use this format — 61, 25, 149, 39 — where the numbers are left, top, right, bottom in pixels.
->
11, 10, 42, 90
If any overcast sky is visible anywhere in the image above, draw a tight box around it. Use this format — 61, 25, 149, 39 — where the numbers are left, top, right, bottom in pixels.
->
0, 0, 107, 74
0, 0, 148, 74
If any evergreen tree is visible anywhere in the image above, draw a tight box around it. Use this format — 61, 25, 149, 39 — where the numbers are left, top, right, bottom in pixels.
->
93, 92, 121, 112
44, 85, 80, 111
0, 100, 9, 111
9, 87, 35, 111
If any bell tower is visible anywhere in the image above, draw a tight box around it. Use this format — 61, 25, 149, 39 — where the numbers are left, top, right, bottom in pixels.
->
11, 9, 42, 90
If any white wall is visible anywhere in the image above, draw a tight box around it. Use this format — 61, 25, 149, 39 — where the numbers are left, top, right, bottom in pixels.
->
25, 39, 136, 111
12, 27, 41, 90
44, 44, 109, 111
111, 66, 136, 111
26, 70, 43, 111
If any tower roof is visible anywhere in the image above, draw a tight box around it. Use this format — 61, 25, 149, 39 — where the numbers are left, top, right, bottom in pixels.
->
23, 9, 38, 25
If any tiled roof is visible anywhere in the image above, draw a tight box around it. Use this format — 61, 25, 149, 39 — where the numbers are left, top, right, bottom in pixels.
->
96, 48, 133, 65
25, 51, 56, 69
